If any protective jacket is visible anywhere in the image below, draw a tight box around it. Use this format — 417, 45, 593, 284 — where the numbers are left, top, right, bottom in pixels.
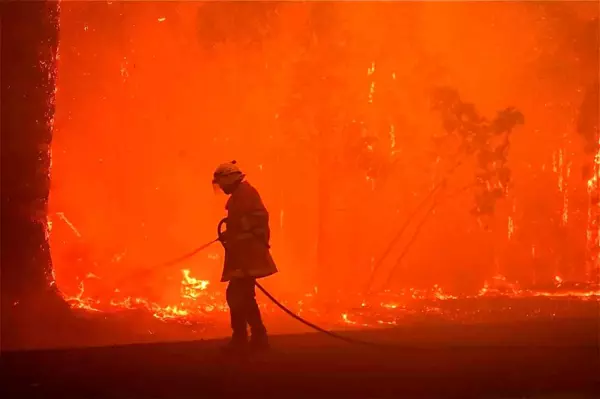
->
221, 181, 278, 282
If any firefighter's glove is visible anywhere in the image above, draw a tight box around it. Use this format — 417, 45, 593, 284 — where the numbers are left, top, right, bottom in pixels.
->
217, 217, 229, 249
218, 231, 229, 249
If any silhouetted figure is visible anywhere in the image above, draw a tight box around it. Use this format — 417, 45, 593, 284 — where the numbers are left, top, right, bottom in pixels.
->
212, 161, 278, 354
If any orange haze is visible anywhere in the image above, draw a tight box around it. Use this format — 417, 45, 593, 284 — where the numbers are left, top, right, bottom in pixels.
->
48, 2, 599, 329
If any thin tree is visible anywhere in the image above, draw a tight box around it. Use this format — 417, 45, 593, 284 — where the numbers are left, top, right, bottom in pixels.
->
366, 87, 524, 293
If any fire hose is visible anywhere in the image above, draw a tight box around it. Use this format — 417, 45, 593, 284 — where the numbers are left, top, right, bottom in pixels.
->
148, 219, 390, 349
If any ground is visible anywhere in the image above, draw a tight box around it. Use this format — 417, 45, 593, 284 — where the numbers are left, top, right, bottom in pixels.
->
2, 317, 599, 398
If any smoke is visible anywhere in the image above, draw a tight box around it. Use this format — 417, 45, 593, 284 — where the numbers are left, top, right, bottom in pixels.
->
49, 2, 598, 307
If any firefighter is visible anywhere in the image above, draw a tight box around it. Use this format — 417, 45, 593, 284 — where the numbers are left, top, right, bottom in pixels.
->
212, 160, 278, 353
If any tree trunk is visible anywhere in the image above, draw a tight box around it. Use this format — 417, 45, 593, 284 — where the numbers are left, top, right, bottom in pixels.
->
1, 0, 72, 350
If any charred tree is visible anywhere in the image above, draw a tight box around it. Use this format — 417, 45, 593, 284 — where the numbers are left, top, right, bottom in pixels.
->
1, 1, 73, 349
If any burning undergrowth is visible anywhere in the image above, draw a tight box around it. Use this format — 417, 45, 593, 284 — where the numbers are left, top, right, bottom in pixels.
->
54, 253, 599, 337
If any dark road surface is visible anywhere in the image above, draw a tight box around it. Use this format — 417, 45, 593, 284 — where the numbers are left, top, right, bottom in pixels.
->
2, 318, 599, 398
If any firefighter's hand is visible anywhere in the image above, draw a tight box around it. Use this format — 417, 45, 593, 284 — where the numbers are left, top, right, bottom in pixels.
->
218, 230, 229, 248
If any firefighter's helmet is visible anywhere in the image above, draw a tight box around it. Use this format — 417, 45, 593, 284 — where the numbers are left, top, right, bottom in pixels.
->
212, 160, 245, 188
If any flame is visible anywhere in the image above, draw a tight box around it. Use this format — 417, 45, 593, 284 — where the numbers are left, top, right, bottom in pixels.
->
56, 260, 599, 330
341, 313, 355, 324
562, 189, 569, 226
367, 61, 376, 76
554, 275, 563, 285
389, 124, 397, 152
554, 148, 572, 226
586, 137, 600, 279
60, 267, 224, 324
368, 61, 376, 103
181, 269, 210, 300
56, 212, 82, 237
507, 216, 514, 240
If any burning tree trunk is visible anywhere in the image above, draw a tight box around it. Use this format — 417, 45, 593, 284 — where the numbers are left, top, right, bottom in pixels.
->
1, 0, 72, 349
575, 17, 599, 282
579, 73, 600, 282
